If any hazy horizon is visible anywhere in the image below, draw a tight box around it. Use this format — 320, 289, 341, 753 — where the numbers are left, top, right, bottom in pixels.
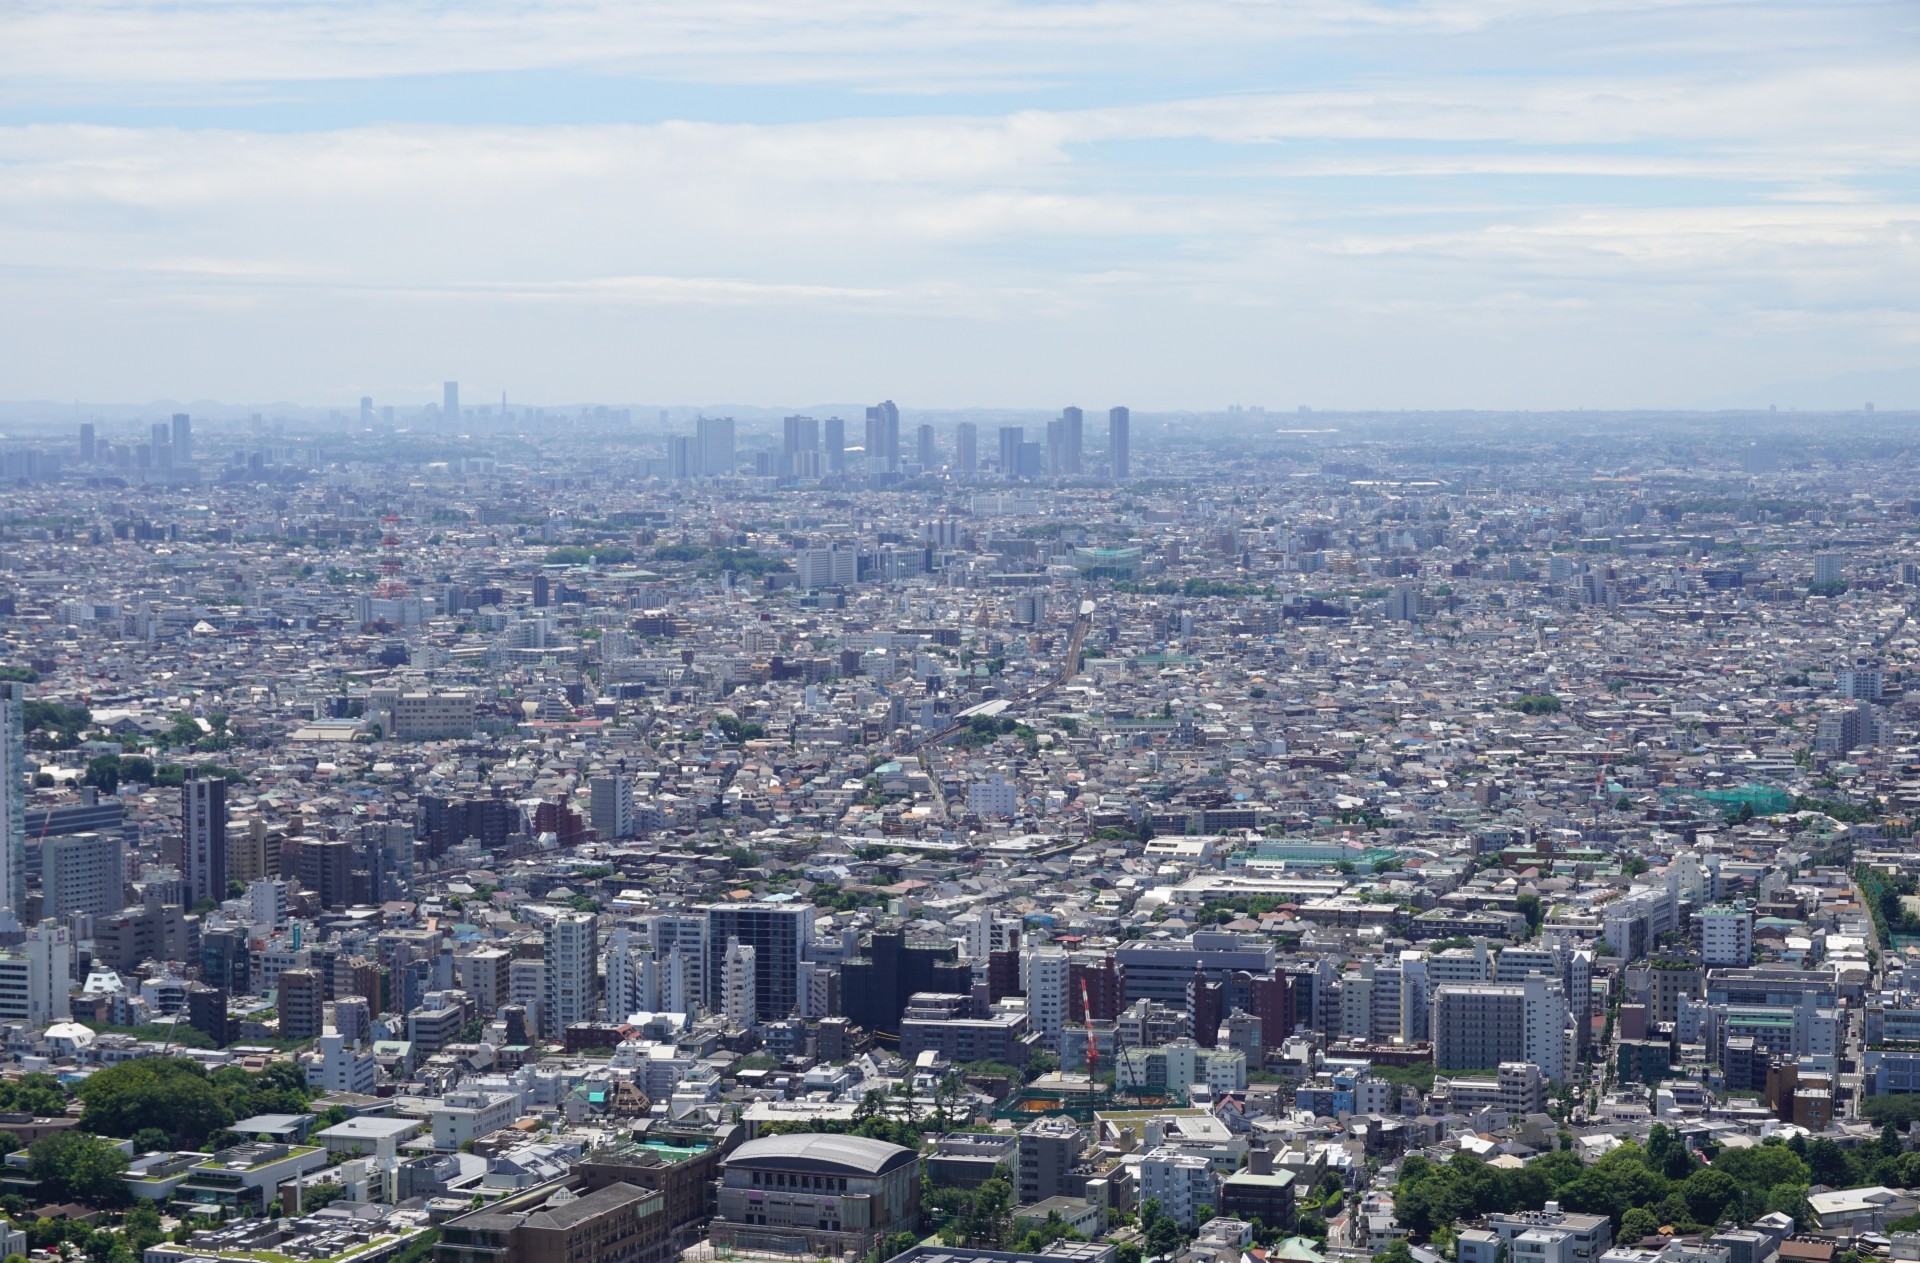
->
2, 0, 1915, 409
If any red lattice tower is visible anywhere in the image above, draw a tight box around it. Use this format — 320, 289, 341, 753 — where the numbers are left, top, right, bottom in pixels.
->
377, 514, 408, 598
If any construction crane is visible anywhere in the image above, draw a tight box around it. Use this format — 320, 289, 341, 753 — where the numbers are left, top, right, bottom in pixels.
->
1080, 978, 1098, 1077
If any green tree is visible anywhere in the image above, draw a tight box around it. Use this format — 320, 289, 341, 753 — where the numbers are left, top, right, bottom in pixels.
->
122, 1202, 164, 1252
26, 1132, 130, 1206
76, 1057, 235, 1148
1620, 1208, 1659, 1242
1681, 1169, 1741, 1226
1805, 1138, 1855, 1188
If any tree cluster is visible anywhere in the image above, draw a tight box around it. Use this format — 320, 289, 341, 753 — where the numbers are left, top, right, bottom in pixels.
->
1395, 1130, 1822, 1244
77, 1057, 313, 1151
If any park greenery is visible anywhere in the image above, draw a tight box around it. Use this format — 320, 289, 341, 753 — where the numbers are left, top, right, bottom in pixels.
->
1394, 1128, 1845, 1244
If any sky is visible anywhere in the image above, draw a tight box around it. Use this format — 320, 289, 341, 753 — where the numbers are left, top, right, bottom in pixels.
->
1, 0, 1916, 412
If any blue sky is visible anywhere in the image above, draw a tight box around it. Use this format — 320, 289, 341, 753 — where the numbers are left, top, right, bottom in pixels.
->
0, 0, 1915, 410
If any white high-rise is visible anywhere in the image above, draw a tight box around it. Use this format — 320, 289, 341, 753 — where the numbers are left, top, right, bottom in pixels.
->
0, 921, 72, 1028
723, 938, 758, 1029
1026, 946, 1071, 1051
543, 911, 597, 1038
0, 683, 23, 932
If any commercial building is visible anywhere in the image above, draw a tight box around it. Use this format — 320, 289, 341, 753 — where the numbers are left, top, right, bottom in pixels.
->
710, 1134, 920, 1257
438, 1179, 674, 1263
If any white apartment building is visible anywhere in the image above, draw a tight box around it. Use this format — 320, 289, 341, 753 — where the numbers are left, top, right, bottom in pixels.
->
1139, 1147, 1217, 1228
1026, 946, 1071, 1051
543, 912, 597, 1038
723, 938, 758, 1028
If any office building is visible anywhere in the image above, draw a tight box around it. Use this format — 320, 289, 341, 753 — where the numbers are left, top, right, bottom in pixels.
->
955, 422, 978, 473
545, 911, 599, 1038
171, 412, 192, 462
443, 381, 460, 424
1109, 407, 1130, 479
782, 415, 819, 478
711, 1134, 920, 1257
0, 684, 23, 930
42, 831, 124, 920
916, 424, 937, 470
1114, 932, 1276, 1005
703, 902, 813, 1023
181, 773, 228, 907
297, 836, 354, 910
1060, 406, 1083, 474
78, 423, 95, 463
697, 416, 736, 478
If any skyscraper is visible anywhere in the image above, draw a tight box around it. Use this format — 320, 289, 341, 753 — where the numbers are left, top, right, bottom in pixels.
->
783, 414, 818, 454
864, 400, 900, 476
1109, 406, 1131, 479
359, 396, 374, 427
0, 685, 23, 931
443, 381, 460, 425
667, 434, 693, 480
1061, 406, 1083, 474
78, 423, 95, 464
999, 426, 1024, 480
916, 423, 936, 469
181, 772, 228, 907
171, 412, 192, 463
696, 416, 736, 478
824, 416, 846, 474
955, 422, 978, 474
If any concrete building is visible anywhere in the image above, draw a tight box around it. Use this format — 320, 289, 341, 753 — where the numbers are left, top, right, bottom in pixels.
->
1433, 977, 1571, 1083
722, 938, 758, 1029
545, 912, 598, 1039
1139, 1147, 1215, 1229
392, 691, 476, 740
1697, 903, 1755, 967
0, 920, 72, 1029
710, 1134, 920, 1257
590, 775, 636, 840
42, 831, 124, 920
181, 773, 228, 907
703, 902, 812, 1023
1017, 1117, 1084, 1206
